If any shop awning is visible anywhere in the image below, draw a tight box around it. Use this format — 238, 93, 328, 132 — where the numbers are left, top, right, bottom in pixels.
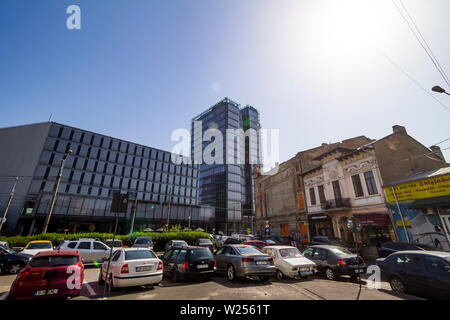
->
408, 195, 450, 209
353, 213, 391, 226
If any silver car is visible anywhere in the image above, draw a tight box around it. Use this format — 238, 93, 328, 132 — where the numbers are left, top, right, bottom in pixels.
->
58, 239, 111, 263
132, 237, 154, 250
214, 244, 276, 282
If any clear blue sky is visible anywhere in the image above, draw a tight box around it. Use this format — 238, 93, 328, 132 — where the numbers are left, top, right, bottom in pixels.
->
1, 0, 449, 163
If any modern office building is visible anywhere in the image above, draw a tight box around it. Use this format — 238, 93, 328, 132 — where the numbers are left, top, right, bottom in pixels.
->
191, 98, 262, 233
0, 122, 213, 235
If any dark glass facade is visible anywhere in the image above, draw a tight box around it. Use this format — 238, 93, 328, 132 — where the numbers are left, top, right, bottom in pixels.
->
191, 98, 261, 233
15, 123, 213, 235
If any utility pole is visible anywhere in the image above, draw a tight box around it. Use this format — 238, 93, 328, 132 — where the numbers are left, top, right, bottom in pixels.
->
166, 187, 173, 229
129, 196, 138, 234
188, 203, 192, 229
0, 177, 19, 233
42, 150, 72, 234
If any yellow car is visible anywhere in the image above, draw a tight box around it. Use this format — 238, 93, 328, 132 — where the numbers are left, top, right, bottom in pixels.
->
22, 240, 53, 256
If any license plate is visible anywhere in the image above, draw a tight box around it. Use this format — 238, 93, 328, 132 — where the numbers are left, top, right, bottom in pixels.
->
136, 266, 152, 272
35, 289, 58, 296
300, 267, 309, 272
197, 264, 209, 269
256, 261, 267, 265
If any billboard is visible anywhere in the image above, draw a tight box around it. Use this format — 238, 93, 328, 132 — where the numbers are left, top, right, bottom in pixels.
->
384, 174, 450, 204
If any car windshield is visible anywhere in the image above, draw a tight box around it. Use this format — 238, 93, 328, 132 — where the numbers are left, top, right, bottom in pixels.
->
330, 247, 353, 257
135, 238, 152, 245
279, 248, 303, 258
26, 242, 52, 249
30, 255, 78, 267
189, 248, 213, 260
125, 250, 156, 260
0, 245, 15, 255
106, 241, 122, 247
198, 239, 212, 244
237, 246, 263, 255
266, 240, 277, 244
173, 241, 188, 247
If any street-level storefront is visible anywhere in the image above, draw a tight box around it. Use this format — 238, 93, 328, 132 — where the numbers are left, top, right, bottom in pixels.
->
308, 213, 334, 238
354, 213, 396, 246
384, 167, 450, 251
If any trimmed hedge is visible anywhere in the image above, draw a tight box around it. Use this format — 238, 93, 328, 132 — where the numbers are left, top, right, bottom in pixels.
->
0, 232, 212, 252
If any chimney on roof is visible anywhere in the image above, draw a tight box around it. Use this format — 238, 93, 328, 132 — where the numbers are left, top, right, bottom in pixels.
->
392, 125, 407, 135
430, 145, 445, 161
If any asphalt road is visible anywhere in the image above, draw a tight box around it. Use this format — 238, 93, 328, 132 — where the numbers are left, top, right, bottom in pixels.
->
0, 265, 423, 301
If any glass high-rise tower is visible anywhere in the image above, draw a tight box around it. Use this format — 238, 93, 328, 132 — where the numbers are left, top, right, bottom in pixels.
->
191, 98, 261, 233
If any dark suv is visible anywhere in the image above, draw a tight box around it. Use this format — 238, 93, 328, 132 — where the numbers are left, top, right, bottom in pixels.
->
161, 246, 215, 281
377, 242, 442, 258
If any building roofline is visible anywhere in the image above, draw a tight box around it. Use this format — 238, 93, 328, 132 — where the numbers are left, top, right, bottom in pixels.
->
192, 97, 241, 121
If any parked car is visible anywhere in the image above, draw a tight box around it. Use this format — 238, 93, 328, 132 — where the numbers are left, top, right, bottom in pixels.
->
310, 236, 355, 252
242, 240, 269, 250
223, 237, 241, 246
213, 235, 229, 248
265, 239, 280, 246
99, 248, 162, 288
377, 241, 443, 258
0, 245, 32, 274
231, 234, 254, 242
58, 239, 111, 263
8, 250, 84, 300
165, 240, 188, 252
161, 246, 215, 281
214, 244, 276, 282
262, 246, 316, 280
302, 245, 366, 281
0, 241, 10, 249
376, 251, 450, 299
104, 239, 123, 248
132, 237, 154, 250
195, 238, 214, 252
21, 240, 54, 256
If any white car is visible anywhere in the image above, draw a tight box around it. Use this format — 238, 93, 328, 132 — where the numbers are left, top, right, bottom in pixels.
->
21, 240, 54, 256
58, 239, 111, 263
262, 245, 317, 281
99, 248, 163, 288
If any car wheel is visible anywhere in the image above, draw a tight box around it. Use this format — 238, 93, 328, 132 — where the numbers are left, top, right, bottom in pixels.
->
389, 276, 407, 293
9, 263, 23, 274
276, 270, 284, 281
325, 268, 335, 281
227, 264, 236, 281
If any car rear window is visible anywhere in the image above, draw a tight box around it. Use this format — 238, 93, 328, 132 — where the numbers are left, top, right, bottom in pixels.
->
106, 241, 122, 247
30, 255, 79, 267
198, 239, 212, 244
125, 250, 156, 260
173, 241, 188, 247
135, 238, 153, 245
188, 248, 213, 260
26, 242, 52, 249
330, 247, 353, 257
237, 246, 263, 255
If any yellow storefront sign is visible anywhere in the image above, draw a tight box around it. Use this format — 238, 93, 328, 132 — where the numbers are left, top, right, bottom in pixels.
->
384, 174, 450, 204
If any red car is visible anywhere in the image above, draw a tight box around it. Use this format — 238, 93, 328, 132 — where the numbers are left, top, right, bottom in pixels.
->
243, 240, 269, 250
8, 250, 84, 300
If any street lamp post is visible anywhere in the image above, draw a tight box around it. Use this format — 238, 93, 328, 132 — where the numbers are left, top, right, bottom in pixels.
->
432, 85, 450, 96
42, 150, 72, 234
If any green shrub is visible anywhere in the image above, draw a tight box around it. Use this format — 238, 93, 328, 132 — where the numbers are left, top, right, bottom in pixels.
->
1, 231, 212, 251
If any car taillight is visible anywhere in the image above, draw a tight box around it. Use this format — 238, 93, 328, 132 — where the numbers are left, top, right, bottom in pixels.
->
121, 264, 129, 274
268, 257, 273, 262
242, 257, 255, 263
214, 260, 216, 267
183, 262, 189, 271
292, 267, 298, 271
157, 261, 162, 270
337, 259, 347, 266
18, 268, 30, 280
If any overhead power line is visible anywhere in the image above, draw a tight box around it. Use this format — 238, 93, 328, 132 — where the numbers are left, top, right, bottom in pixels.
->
392, 0, 450, 88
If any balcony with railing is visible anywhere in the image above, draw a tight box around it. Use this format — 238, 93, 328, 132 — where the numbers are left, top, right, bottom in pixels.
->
320, 198, 351, 210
